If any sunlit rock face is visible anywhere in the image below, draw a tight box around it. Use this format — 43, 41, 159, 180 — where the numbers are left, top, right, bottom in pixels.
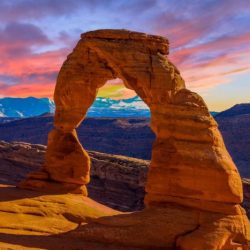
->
19, 29, 250, 249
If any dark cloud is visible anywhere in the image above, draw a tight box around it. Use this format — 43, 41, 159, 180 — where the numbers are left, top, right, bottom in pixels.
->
145, 0, 250, 49
0, 74, 20, 85
0, 71, 58, 86
114, 0, 157, 14
0, 22, 51, 58
24, 71, 58, 83
2, 22, 50, 45
0, 0, 116, 22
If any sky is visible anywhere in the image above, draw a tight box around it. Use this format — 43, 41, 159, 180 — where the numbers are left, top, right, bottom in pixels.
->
0, 0, 249, 111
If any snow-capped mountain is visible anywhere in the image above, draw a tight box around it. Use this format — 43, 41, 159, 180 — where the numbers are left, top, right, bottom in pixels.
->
0, 97, 55, 118
87, 96, 150, 117
0, 96, 150, 118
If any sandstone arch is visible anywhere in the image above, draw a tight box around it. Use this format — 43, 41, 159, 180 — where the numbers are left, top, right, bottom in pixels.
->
20, 29, 242, 210
19, 29, 249, 248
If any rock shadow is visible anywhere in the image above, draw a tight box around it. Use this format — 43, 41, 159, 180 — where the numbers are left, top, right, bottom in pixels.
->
0, 232, 142, 250
0, 185, 68, 202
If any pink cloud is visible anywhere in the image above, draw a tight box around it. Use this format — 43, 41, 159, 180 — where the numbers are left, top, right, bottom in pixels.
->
168, 31, 250, 91
0, 82, 55, 98
0, 0, 249, 102
0, 45, 70, 98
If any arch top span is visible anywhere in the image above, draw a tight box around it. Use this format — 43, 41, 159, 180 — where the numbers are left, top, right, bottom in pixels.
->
81, 29, 169, 55
53, 29, 186, 132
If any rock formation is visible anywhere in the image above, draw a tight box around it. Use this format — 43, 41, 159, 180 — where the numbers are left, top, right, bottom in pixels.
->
18, 29, 250, 249
0, 185, 128, 250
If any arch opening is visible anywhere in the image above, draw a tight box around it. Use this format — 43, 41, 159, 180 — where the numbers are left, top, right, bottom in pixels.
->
97, 78, 136, 100
85, 77, 150, 118
78, 77, 153, 211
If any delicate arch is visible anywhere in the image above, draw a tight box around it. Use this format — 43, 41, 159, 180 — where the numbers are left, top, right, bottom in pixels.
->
20, 29, 242, 214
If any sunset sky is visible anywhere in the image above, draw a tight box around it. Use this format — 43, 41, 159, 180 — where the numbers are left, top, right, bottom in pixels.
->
0, 0, 249, 111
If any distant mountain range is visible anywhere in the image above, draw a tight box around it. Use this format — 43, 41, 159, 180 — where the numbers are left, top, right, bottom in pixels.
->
215, 103, 250, 118
0, 117, 154, 160
0, 96, 150, 118
0, 97, 55, 118
215, 103, 250, 178
0, 96, 248, 120
0, 96, 224, 118
0, 103, 249, 178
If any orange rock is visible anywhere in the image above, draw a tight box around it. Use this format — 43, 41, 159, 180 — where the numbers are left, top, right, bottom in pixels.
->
19, 29, 250, 248
1, 185, 249, 250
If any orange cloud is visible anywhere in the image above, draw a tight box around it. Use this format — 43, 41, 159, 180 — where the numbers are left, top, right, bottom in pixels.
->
169, 32, 250, 92
0, 24, 250, 101
0, 82, 55, 98
0, 45, 70, 98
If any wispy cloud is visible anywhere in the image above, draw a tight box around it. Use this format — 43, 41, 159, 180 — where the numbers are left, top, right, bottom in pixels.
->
0, 0, 249, 108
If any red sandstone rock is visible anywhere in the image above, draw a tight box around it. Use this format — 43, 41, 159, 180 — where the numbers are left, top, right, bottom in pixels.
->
19, 29, 250, 249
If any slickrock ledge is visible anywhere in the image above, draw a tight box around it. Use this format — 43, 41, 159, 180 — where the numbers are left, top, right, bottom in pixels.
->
0, 185, 135, 250
1, 140, 250, 215
0, 185, 249, 250
0, 141, 249, 249
17, 29, 250, 249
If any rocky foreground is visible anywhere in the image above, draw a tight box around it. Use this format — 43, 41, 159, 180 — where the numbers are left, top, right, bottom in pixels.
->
0, 141, 249, 249
0, 140, 148, 212
1, 140, 249, 216
1, 109, 250, 178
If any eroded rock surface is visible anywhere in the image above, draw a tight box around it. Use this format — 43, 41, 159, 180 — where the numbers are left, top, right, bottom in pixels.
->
2, 140, 250, 215
0, 185, 249, 250
1, 140, 250, 249
0, 185, 139, 250
18, 29, 250, 249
